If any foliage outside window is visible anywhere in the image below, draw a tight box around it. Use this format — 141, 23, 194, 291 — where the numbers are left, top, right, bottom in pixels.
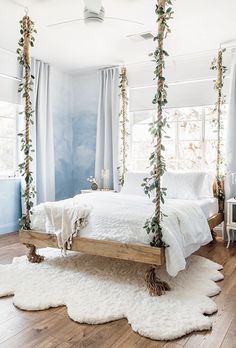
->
129, 105, 227, 173
0, 101, 18, 177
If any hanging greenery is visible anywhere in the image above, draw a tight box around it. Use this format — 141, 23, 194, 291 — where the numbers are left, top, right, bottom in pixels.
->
17, 13, 37, 229
118, 67, 129, 186
142, 0, 173, 248
210, 49, 227, 209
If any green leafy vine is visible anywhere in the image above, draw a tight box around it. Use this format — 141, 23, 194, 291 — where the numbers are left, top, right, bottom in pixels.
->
17, 14, 37, 229
142, 0, 173, 247
118, 67, 129, 186
210, 49, 227, 207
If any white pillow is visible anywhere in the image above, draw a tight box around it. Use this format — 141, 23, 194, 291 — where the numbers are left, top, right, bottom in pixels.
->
162, 172, 214, 200
201, 172, 214, 198
121, 171, 214, 199
121, 172, 148, 196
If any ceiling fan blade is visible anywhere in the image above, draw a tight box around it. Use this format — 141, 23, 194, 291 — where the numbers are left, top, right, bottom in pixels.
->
83, 0, 102, 14
106, 17, 144, 26
47, 18, 84, 28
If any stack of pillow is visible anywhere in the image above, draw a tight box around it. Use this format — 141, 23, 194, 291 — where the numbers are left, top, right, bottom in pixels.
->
120, 171, 214, 199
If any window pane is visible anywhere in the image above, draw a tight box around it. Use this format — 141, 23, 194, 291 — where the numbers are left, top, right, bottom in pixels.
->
178, 141, 202, 170
0, 138, 14, 173
132, 123, 151, 142
0, 117, 15, 138
0, 102, 16, 118
205, 119, 218, 140
163, 141, 177, 171
177, 107, 202, 121
0, 101, 17, 176
204, 140, 217, 171
179, 120, 201, 141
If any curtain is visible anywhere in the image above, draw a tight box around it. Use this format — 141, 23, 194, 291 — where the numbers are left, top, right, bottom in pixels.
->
95, 67, 120, 191
30, 59, 55, 204
225, 53, 236, 200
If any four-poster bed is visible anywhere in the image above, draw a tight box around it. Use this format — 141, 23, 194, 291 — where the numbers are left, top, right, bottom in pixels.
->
18, 0, 225, 296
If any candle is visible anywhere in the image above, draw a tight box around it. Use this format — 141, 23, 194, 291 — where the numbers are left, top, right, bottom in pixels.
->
101, 169, 109, 190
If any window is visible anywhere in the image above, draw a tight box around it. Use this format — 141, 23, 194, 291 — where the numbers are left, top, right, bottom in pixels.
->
0, 101, 18, 176
129, 105, 227, 173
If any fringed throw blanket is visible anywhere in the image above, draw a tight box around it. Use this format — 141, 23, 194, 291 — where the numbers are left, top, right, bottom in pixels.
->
43, 200, 91, 250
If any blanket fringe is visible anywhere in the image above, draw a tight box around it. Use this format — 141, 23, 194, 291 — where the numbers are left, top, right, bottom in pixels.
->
25, 244, 44, 263
145, 266, 171, 296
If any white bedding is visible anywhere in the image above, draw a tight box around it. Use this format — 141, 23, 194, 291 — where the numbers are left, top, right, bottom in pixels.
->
174, 198, 218, 219
31, 192, 213, 277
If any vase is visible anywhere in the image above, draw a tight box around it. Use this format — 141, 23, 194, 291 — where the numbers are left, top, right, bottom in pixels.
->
91, 182, 98, 191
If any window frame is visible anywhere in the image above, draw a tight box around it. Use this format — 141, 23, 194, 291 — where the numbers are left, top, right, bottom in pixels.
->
129, 105, 227, 172
0, 102, 18, 178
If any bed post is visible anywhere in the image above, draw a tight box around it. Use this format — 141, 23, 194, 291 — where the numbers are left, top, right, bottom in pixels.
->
18, 12, 44, 263
145, 0, 172, 295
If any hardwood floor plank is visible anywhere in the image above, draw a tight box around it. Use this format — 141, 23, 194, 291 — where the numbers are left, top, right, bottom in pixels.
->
220, 315, 236, 348
184, 294, 236, 348
0, 316, 32, 344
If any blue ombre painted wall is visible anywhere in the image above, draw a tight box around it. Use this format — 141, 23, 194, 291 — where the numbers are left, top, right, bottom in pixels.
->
72, 71, 99, 195
51, 68, 74, 201
51, 69, 99, 198
0, 178, 21, 234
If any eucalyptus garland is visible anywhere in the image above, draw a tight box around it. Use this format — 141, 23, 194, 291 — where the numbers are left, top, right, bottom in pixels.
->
142, 0, 173, 247
17, 13, 37, 229
210, 49, 227, 207
118, 67, 129, 186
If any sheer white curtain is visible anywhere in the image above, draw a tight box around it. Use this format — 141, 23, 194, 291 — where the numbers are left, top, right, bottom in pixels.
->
95, 67, 120, 191
31, 58, 55, 204
225, 53, 236, 200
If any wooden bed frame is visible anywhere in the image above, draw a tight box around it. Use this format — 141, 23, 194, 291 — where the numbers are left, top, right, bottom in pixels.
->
19, 211, 224, 267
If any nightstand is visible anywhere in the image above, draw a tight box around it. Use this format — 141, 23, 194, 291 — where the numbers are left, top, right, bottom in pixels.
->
226, 198, 236, 248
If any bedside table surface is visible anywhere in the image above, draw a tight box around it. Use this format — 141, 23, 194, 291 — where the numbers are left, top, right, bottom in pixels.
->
81, 189, 115, 194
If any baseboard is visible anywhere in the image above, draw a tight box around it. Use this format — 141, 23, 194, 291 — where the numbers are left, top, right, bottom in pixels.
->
0, 222, 19, 234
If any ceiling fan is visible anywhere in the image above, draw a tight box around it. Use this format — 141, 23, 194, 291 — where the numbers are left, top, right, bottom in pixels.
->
47, 0, 144, 28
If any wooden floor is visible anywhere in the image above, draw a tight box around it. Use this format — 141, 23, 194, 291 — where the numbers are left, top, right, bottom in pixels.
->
0, 233, 236, 348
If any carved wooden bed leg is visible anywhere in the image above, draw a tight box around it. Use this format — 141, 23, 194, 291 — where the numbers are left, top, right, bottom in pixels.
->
210, 229, 217, 244
145, 266, 170, 296
25, 244, 44, 263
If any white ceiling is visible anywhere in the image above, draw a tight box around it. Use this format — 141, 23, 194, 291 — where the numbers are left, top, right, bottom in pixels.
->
1, 0, 236, 74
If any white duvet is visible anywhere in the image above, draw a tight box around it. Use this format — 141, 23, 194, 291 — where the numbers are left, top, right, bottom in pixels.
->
31, 192, 212, 277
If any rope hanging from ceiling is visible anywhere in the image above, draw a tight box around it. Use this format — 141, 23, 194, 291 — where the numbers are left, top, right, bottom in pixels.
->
142, 0, 173, 248
17, 11, 44, 263
211, 49, 227, 212
118, 67, 129, 187
17, 12, 37, 230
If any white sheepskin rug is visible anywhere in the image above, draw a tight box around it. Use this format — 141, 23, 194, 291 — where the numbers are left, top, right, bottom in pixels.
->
0, 248, 223, 341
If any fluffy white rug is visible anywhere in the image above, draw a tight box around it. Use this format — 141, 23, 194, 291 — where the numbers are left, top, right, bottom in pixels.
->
0, 248, 223, 341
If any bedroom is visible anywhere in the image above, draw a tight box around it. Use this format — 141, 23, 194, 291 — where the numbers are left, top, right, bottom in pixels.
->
0, 0, 236, 346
